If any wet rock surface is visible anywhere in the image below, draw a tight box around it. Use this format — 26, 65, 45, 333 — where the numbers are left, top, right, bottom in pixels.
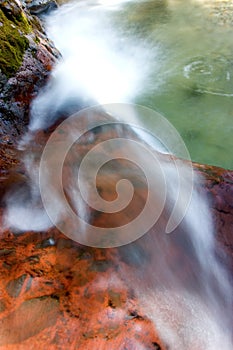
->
0, 228, 165, 349
194, 163, 233, 269
25, 0, 58, 16
0, 115, 232, 348
0, 0, 59, 149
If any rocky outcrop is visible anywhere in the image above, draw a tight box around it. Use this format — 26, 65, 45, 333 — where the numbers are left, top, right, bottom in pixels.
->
0, 114, 168, 348
0, 113, 232, 348
0, 227, 165, 349
194, 163, 233, 269
0, 0, 59, 149
25, 0, 58, 16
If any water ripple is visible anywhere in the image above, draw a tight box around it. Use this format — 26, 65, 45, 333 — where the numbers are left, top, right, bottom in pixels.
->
183, 55, 233, 96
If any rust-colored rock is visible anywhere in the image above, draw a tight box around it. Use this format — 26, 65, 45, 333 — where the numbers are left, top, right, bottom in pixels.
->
0, 227, 165, 349
0, 113, 232, 348
194, 163, 233, 269
0, 118, 166, 348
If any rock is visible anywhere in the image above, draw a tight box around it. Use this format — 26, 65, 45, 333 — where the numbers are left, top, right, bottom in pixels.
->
0, 0, 60, 150
0, 112, 232, 348
0, 1, 30, 78
36, 237, 56, 248
6, 274, 27, 298
25, 0, 58, 16
194, 163, 233, 267
0, 228, 165, 349
0, 248, 15, 257
0, 297, 59, 346
0, 114, 168, 349
0, 0, 23, 20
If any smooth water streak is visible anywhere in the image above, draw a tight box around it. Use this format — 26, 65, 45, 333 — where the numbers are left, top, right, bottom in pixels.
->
39, 103, 193, 247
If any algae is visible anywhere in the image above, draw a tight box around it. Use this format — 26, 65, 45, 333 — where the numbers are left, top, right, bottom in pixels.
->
0, 8, 30, 78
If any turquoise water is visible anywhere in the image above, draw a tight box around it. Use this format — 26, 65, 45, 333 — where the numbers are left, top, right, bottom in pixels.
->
111, 0, 233, 169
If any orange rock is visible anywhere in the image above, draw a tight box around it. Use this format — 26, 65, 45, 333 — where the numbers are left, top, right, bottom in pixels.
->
0, 229, 164, 349
0, 110, 232, 349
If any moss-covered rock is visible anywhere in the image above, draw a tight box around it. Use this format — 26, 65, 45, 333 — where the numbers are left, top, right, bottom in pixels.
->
0, 0, 60, 147
0, 2, 31, 77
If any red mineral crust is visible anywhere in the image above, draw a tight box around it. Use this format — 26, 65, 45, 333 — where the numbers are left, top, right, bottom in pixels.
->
0, 122, 232, 349
0, 228, 165, 350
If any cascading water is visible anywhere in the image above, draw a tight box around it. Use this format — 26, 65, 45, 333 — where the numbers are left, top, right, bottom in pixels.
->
4, 0, 233, 349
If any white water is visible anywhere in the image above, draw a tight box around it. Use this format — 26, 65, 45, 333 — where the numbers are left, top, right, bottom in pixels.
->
4, 1, 233, 349
29, 0, 153, 132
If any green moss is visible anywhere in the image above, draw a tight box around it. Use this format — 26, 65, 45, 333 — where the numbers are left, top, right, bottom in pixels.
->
18, 11, 31, 33
0, 8, 31, 78
35, 35, 40, 44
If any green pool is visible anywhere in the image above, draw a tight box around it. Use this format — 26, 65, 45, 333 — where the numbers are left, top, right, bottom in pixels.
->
111, 0, 233, 169
50, 0, 233, 169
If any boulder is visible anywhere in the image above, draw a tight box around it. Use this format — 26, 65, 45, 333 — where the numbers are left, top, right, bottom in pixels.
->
0, 113, 232, 348
25, 0, 58, 16
0, 0, 59, 149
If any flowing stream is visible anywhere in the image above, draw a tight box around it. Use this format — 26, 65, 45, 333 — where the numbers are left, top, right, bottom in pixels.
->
4, 0, 233, 349
42, 0, 233, 169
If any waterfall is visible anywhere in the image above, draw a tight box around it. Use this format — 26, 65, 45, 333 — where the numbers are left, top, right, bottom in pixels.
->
4, 1, 232, 349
